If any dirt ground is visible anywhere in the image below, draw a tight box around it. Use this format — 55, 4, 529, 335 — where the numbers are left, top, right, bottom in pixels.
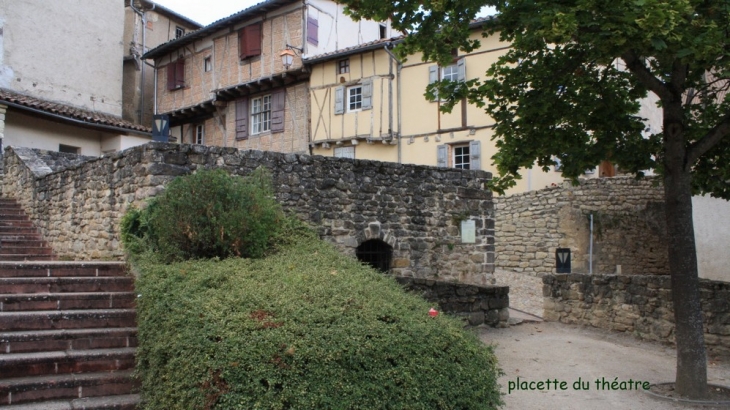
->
477, 321, 730, 409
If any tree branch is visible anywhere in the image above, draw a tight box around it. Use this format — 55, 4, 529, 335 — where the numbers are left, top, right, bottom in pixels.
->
687, 113, 730, 167
620, 51, 671, 101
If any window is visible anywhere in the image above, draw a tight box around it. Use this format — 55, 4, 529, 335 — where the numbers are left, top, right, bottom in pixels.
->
204, 57, 212, 72
251, 95, 272, 134
347, 86, 362, 112
175, 26, 185, 39
442, 64, 459, 82
453, 144, 470, 169
194, 124, 204, 145
238, 23, 262, 60
166, 58, 185, 90
59, 144, 80, 154
334, 146, 355, 159
379, 24, 387, 39
338, 59, 350, 74
437, 141, 481, 170
307, 16, 319, 46
428, 58, 466, 100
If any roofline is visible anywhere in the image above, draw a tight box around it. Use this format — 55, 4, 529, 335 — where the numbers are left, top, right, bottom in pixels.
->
3, 101, 152, 137
140, 0, 203, 29
304, 38, 404, 65
142, 0, 298, 60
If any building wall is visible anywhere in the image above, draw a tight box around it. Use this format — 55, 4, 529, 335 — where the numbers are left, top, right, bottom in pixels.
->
309, 30, 596, 195
0, 0, 124, 116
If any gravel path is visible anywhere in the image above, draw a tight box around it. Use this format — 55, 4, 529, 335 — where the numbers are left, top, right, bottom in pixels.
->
494, 269, 544, 318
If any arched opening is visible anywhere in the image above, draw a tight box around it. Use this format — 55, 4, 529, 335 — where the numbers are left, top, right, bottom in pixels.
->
356, 239, 393, 273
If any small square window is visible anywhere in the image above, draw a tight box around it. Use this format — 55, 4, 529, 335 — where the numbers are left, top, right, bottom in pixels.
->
347, 86, 362, 112
204, 56, 212, 72
175, 26, 185, 39
59, 144, 80, 154
338, 59, 349, 74
195, 124, 204, 145
379, 24, 387, 39
334, 146, 355, 159
442, 65, 459, 82
453, 144, 470, 170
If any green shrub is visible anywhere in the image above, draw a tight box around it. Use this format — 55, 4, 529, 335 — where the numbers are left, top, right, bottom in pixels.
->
121, 168, 283, 261
134, 236, 504, 409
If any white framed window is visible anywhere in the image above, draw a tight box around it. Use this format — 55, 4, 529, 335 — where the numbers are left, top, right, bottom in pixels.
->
347, 86, 362, 112
251, 95, 272, 134
453, 144, 471, 170
204, 56, 212, 72
442, 64, 459, 82
334, 146, 355, 159
195, 124, 204, 145
175, 26, 185, 39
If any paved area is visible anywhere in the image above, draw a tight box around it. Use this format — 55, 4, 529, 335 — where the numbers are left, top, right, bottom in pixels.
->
478, 321, 730, 409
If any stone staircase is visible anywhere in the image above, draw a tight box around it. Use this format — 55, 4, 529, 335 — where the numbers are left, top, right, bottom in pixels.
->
0, 198, 139, 409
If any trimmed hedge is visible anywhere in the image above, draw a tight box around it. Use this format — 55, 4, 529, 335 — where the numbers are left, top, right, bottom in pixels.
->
134, 235, 504, 409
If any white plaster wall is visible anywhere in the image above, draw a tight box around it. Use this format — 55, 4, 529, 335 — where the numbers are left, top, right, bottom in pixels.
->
693, 195, 730, 282
5, 112, 104, 156
305, 0, 395, 57
0, 0, 124, 115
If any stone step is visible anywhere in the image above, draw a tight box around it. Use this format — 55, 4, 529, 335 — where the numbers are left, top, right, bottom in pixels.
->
0, 347, 136, 379
0, 263, 127, 279
0, 370, 136, 406
0, 277, 134, 294
0, 247, 54, 256
0, 223, 35, 229
0, 255, 57, 262
0, 310, 136, 332
0, 235, 44, 242
0, 240, 48, 248
0, 209, 26, 215
0, 327, 138, 354
0, 393, 140, 409
0, 215, 29, 222
0, 292, 136, 312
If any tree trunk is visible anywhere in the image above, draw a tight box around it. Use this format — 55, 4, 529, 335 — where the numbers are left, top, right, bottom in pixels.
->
663, 123, 708, 399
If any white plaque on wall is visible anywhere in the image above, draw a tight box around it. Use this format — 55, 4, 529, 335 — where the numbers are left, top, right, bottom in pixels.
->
461, 220, 476, 243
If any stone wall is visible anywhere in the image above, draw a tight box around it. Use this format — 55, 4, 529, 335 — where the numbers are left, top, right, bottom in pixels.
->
495, 177, 668, 276
543, 273, 730, 356
2, 143, 495, 284
396, 277, 509, 327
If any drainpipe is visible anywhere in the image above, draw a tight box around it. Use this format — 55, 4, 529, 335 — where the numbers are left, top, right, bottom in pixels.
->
130, 0, 155, 125
383, 44, 402, 164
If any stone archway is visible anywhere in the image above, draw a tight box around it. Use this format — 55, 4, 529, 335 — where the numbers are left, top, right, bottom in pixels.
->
356, 239, 393, 272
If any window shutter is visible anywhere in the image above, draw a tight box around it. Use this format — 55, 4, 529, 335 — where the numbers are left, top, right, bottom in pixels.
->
175, 58, 185, 88
235, 97, 249, 140
457, 57, 466, 82
246, 23, 262, 57
428, 65, 438, 84
271, 89, 286, 134
469, 140, 481, 170
334, 86, 344, 115
307, 17, 319, 46
166, 61, 176, 90
238, 28, 247, 59
361, 79, 372, 110
437, 145, 448, 167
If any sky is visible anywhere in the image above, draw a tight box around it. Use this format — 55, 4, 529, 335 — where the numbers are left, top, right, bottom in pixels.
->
154, 0, 495, 27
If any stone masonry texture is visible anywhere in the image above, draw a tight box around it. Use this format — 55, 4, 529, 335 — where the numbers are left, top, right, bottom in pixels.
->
543, 273, 730, 357
495, 177, 668, 276
2, 143, 495, 284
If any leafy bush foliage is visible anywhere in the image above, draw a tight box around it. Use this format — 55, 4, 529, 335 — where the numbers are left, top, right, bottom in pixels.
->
121, 168, 283, 261
134, 236, 504, 409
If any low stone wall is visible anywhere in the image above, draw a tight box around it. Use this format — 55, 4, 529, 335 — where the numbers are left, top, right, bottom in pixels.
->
2, 143, 495, 284
543, 273, 730, 356
495, 177, 668, 276
395, 277, 509, 327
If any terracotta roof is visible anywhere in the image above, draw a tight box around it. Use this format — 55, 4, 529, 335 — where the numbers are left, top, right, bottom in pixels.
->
304, 36, 405, 64
0, 88, 151, 135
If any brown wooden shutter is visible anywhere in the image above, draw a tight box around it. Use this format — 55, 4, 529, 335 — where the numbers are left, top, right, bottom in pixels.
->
167, 62, 176, 90
238, 28, 247, 59
271, 89, 286, 134
235, 97, 249, 140
175, 58, 185, 88
307, 17, 318, 46
245, 23, 262, 58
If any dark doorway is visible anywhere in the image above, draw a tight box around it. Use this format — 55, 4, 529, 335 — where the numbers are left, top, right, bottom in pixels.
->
356, 239, 392, 273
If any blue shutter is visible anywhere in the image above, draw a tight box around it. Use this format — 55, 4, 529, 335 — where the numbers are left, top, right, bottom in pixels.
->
362, 79, 372, 110
437, 145, 448, 167
469, 140, 481, 170
334, 86, 344, 115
